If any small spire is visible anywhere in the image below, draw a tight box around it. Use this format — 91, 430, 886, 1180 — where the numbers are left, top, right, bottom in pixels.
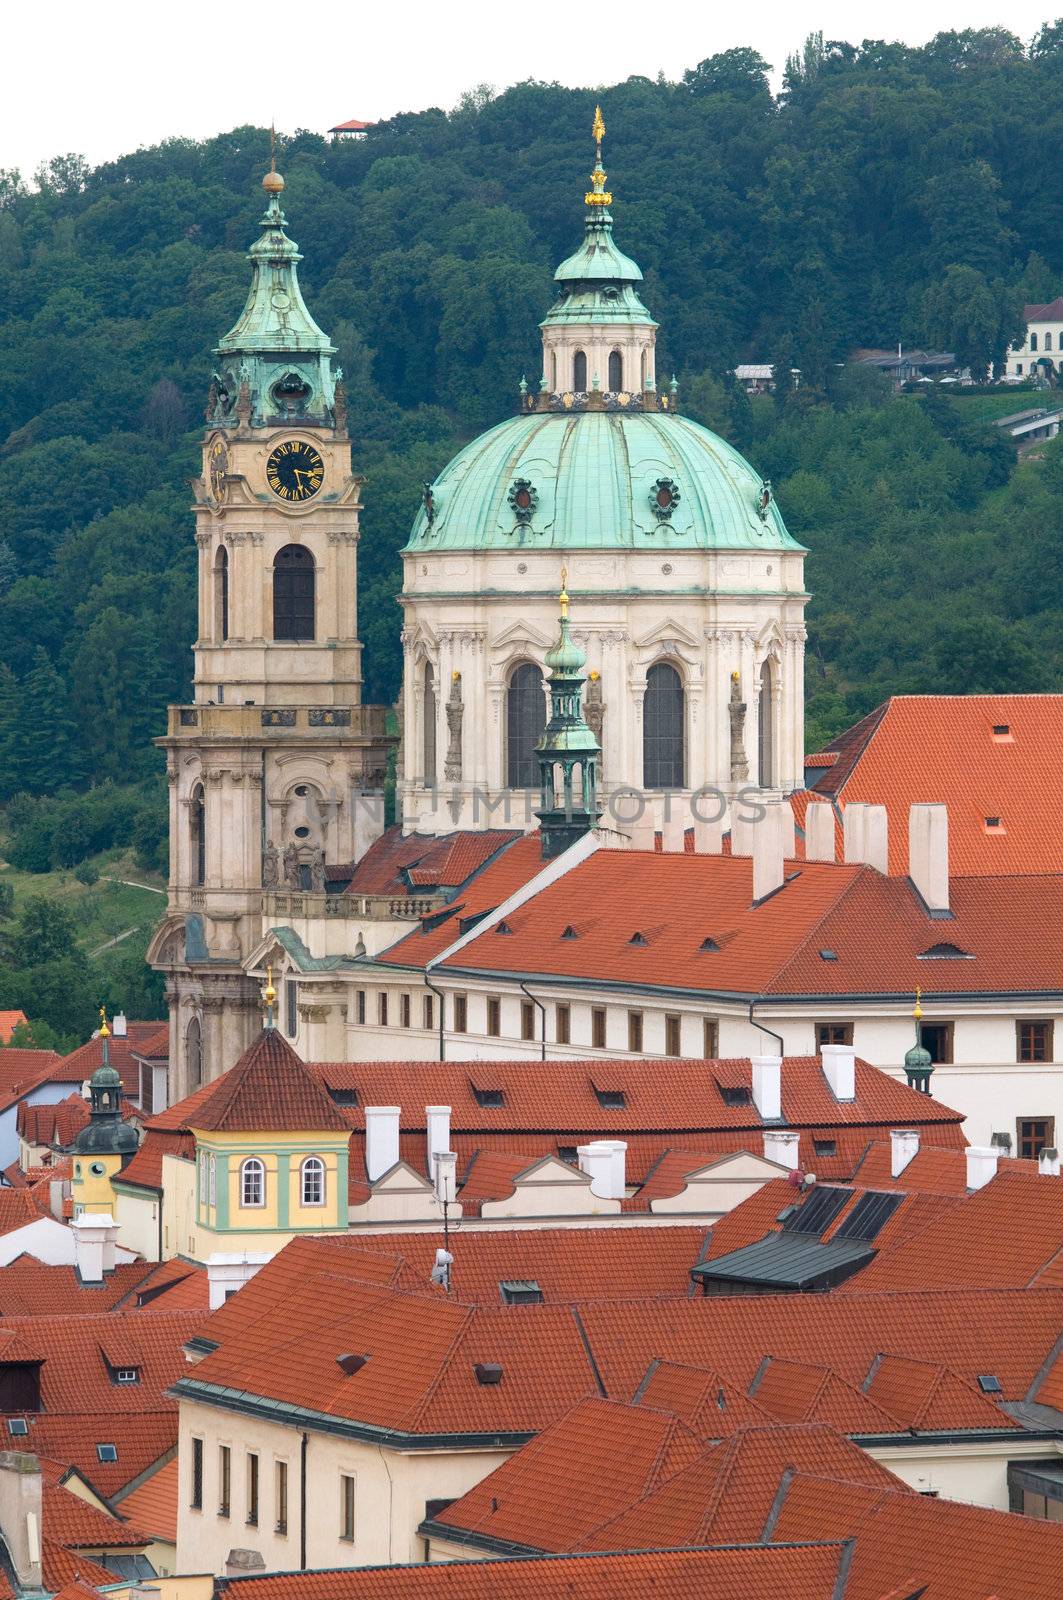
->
98, 1005, 110, 1067
913, 984, 923, 1023
263, 122, 285, 195
263, 964, 277, 1031
560, 566, 569, 619
585, 104, 612, 208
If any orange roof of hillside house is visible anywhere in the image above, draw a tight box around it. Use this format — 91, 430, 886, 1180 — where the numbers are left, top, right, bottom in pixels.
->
803, 695, 1063, 876
50, 1022, 162, 1098
115, 1455, 178, 1542
178, 1236, 1059, 1445
0, 1049, 61, 1111
186, 1029, 350, 1134
130, 1024, 168, 1061
328, 117, 376, 133
1025, 297, 1063, 320
0, 1011, 28, 1042
344, 826, 522, 896
218, 1542, 847, 1600
397, 844, 1063, 1001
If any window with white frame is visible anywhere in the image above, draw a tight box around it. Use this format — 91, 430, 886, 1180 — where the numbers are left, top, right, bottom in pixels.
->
240, 1157, 265, 1208
209, 1153, 217, 1207
199, 1153, 208, 1205
301, 1155, 325, 1206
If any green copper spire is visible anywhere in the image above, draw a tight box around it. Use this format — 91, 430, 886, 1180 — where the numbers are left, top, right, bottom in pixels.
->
209, 149, 339, 430
74, 1009, 138, 1158
536, 573, 601, 858
903, 987, 934, 1095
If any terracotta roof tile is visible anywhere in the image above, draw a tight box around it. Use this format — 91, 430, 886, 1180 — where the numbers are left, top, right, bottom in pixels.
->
185, 1030, 350, 1134
0, 1050, 61, 1111
0, 1011, 28, 1043
43, 1479, 150, 1548
0, 1189, 51, 1237
634, 1361, 770, 1434
42, 1541, 118, 1592
117, 1128, 194, 1189
346, 828, 522, 897
114, 1455, 177, 1542
0, 1260, 156, 1316
52, 1024, 162, 1098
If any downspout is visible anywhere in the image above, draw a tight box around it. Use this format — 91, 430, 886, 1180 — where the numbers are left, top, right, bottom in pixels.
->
299, 1430, 308, 1569
518, 981, 547, 1062
424, 970, 446, 1062
748, 997, 784, 1056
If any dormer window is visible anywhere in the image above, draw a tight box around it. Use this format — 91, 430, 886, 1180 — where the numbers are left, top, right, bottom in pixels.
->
593, 1086, 625, 1110
629, 931, 648, 946
699, 937, 720, 952
472, 1086, 505, 1109
918, 942, 972, 959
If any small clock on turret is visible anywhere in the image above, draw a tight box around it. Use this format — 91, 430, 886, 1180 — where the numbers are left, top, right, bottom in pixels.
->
266, 440, 324, 502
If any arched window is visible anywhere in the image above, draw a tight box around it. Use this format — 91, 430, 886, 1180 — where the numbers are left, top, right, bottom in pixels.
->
186, 1016, 202, 1091
208, 1152, 216, 1207
758, 661, 774, 789
190, 784, 205, 887
215, 546, 229, 642
1031, 332, 1039, 352
301, 1156, 325, 1207
273, 545, 315, 640
608, 350, 623, 390
573, 350, 587, 391
640, 349, 648, 390
198, 1152, 208, 1205
423, 662, 437, 789
643, 663, 685, 789
240, 1157, 265, 1208
1047, 332, 1054, 351
507, 663, 546, 789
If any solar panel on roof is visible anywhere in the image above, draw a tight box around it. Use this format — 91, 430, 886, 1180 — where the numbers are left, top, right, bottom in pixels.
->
781, 1185, 850, 1237
834, 1190, 904, 1242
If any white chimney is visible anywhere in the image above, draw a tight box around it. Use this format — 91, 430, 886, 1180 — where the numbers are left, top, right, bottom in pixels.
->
908, 804, 949, 912
578, 1140, 621, 1200
821, 1043, 856, 1102
692, 816, 723, 854
630, 818, 656, 851
730, 811, 755, 857
776, 803, 796, 861
1038, 1147, 1060, 1177
661, 814, 686, 854
966, 1146, 998, 1191
751, 1055, 782, 1122
863, 806, 888, 874
763, 1128, 800, 1170
434, 1151, 458, 1205
890, 1129, 920, 1178
73, 1214, 118, 1284
843, 803, 867, 865
804, 802, 835, 862
752, 810, 784, 901
365, 1105, 401, 1182
206, 1251, 272, 1311
111, 1013, 128, 1038
426, 1105, 451, 1178
603, 1140, 627, 1197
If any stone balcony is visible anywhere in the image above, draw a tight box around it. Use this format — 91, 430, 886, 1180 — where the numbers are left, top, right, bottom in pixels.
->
164, 703, 391, 741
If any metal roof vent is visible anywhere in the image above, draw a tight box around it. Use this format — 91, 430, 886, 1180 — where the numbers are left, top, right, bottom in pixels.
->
629, 931, 648, 946
499, 1280, 544, 1306
700, 937, 721, 952
336, 1353, 369, 1376
474, 1362, 503, 1385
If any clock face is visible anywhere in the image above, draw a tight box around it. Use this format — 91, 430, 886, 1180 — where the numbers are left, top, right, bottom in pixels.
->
266, 440, 324, 503
208, 437, 229, 502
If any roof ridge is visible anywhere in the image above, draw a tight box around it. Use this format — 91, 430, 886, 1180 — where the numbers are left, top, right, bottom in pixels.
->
402, 1299, 479, 1430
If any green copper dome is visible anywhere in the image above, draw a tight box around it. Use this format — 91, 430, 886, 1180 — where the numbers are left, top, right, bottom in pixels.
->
406, 411, 802, 553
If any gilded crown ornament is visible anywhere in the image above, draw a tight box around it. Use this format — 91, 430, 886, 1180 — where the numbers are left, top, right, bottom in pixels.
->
585, 104, 612, 207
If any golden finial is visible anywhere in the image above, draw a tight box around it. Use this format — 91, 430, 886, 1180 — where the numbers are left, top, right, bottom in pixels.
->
264, 964, 277, 1007
560, 566, 569, 618
913, 985, 922, 1021
98, 1005, 110, 1040
585, 104, 612, 208
263, 122, 284, 194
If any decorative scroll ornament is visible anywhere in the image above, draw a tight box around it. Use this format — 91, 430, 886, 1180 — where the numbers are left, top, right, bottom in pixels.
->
650, 477, 681, 522
508, 478, 538, 526
758, 479, 773, 521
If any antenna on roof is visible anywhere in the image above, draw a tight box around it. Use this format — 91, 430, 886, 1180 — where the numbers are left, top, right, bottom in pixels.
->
433, 1151, 458, 1294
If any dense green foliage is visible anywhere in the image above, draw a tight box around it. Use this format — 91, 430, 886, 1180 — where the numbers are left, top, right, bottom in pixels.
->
0, 26, 1061, 1030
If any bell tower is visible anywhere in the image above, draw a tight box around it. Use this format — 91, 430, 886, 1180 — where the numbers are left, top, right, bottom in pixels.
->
150, 155, 393, 1103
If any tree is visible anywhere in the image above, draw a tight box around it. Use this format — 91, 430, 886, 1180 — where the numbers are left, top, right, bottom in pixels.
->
770, 334, 798, 410
929, 618, 1046, 694
13, 896, 77, 966
922, 266, 1023, 380
139, 378, 187, 442
684, 48, 771, 99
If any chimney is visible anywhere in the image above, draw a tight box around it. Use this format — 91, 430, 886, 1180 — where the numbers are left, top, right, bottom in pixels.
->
692, 816, 723, 854
630, 818, 656, 851
73, 1214, 118, 1284
0, 1453, 42, 1590
730, 811, 755, 857
426, 1106, 451, 1178
578, 1140, 622, 1200
661, 814, 686, 854
434, 1150, 458, 1204
751, 1055, 782, 1122
365, 1105, 401, 1182
763, 1128, 800, 1170
206, 1251, 272, 1311
966, 1146, 998, 1191
890, 1129, 920, 1178
804, 802, 836, 862
908, 804, 949, 912
863, 806, 888, 874
776, 802, 796, 860
752, 810, 784, 901
604, 1140, 627, 1197
225, 1550, 266, 1578
842, 803, 867, 865
111, 1012, 128, 1038
821, 1043, 856, 1102
1038, 1147, 1060, 1177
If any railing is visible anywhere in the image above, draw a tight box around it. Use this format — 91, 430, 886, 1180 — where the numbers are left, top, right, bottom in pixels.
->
167, 703, 392, 739
261, 891, 442, 922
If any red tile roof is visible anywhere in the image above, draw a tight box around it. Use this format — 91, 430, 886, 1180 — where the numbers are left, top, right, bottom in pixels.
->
0, 1011, 28, 1043
0, 1050, 61, 1111
115, 1455, 177, 1542
117, 1128, 194, 1190
185, 1029, 350, 1134
43, 1478, 150, 1548
0, 1189, 52, 1236
51, 1024, 162, 1097
805, 694, 1063, 876
220, 1543, 846, 1599
128, 1258, 210, 1312
1025, 297, 1063, 320
378, 834, 551, 965
0, 1259, 156, 1316
130, 1024, 168, 1061
345, 827, 522, 896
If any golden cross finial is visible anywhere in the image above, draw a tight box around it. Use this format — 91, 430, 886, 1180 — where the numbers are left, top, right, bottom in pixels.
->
585, 104, 611, 207
98, 1005, 110, 1039
592, 105, 605, 152
913, 984, 922, 1021
560, 566, 569, 617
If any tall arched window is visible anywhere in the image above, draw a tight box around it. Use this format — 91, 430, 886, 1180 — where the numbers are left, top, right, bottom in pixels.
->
198, 1153, 208, 1205
608, 350, 623, 390
643, 663, 685, 789
758, 661, 775, 789
1047, 332, 1054, 351
301, 1156, 325, 1206
1031, 332, 1039, 352
240, 1157, 265, 1208
215, 546, 229, 642
273, 545, 315, 640
423, 662, 437, 788
550, 351, 557, 389
507, 663, 546, 789
186, 1016, 203, 1091
208, 1152, 216, 1207
640, 350, 648, 390
190, 784, 205, 887
573, 350, 587, 391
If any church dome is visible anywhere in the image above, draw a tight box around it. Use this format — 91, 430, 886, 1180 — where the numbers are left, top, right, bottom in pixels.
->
405, 409, 802, 554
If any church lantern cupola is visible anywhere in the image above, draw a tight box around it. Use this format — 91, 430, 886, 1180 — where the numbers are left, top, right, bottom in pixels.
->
535, 575, 601, 858
903, 989, 934, 1095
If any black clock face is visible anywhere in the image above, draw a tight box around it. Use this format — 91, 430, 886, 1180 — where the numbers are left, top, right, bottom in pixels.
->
267, 440, 324, 502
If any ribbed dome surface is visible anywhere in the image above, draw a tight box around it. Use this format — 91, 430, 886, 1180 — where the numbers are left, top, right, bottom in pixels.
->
406, 411, 802, 553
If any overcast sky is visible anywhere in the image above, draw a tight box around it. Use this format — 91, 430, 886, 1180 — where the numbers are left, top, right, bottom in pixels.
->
4, 0, 1055, 181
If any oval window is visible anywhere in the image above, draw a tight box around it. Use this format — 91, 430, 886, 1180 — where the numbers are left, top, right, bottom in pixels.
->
294, 785, 308, 796
90, 1162, 106, 1177
74, 1163, 82, 1177
294, 826, 310, 839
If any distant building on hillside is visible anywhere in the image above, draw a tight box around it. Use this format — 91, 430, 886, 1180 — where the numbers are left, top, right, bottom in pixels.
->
1008, 298, 1063, 378
850, 348, 957, 389
732, 363, 800, 394
328, 117, 375, 135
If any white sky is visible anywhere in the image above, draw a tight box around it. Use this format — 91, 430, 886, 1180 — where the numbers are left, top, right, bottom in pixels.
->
3, 0, 1055, 180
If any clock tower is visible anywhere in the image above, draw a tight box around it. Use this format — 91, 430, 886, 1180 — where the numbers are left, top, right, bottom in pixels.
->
149, 158, 392, 1103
